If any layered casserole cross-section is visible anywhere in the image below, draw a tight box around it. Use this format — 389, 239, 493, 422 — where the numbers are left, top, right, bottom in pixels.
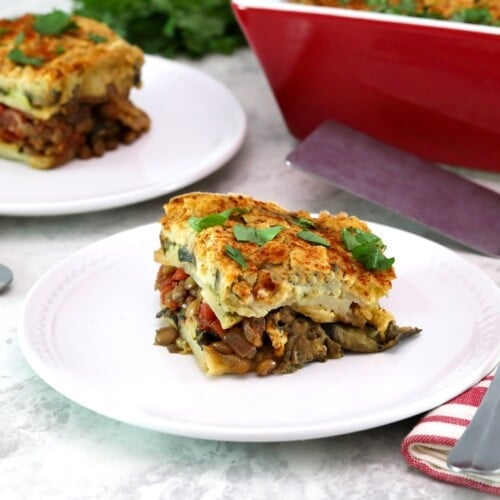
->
154, 192, 420, 376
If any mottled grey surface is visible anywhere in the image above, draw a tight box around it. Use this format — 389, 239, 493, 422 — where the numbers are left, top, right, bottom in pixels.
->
1, 1, 500, 499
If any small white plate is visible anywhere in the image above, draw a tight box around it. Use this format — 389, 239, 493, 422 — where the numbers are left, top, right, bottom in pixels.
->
0, 55, 246, 216
18, 222, 500, 441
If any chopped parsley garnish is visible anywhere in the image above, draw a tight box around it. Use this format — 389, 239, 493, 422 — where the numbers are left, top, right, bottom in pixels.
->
451, 8, 491, 24
55, 44, 65, 54
14, 32, 25, 46
8, 32, 44, 67
189, 209, 233, 232
88, 32, 107, 44
297, 230, 330, 247
233, 224, 283, 246
341, 227, 394, 271
294, 217, 315, 229
225, 244, 247, 269
0, 27, 11, 37
341, 227, 386, 250
188, 208, 249, 232
298, 0, 499, 26
33, 10, 78, 36
7, 48, 44, 66
366, 0, 419, 15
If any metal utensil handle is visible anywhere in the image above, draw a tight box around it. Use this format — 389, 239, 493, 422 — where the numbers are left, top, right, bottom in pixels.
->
447, 368, 500, 475
0, 264, 13, 291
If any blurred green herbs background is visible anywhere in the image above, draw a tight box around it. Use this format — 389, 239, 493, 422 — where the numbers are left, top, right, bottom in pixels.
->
73, 0, 247, 58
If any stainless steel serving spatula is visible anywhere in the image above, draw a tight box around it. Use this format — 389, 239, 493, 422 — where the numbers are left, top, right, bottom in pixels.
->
286, 121, 500, 257
447, 368, 500, 475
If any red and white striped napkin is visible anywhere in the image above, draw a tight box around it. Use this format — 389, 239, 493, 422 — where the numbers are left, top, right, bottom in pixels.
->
401, 366, 499, 495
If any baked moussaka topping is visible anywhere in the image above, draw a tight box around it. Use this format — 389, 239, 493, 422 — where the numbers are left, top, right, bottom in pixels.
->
0, 11, 150, 169
154, 192, 420, 376
292, 0, 500, 25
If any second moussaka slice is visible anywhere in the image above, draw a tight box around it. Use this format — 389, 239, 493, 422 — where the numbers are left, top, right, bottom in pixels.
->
0, 11, 150, 169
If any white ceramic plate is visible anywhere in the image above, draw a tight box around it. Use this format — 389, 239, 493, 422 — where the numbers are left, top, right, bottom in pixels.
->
18, 223, 500, 441
0, 55, 246, 216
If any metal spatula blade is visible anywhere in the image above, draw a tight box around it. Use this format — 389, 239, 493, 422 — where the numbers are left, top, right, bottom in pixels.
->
286, 121, 500, 257
447, 369, 500, 475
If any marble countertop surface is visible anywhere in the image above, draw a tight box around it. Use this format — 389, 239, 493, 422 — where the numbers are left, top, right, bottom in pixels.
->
1, 2, 500, 499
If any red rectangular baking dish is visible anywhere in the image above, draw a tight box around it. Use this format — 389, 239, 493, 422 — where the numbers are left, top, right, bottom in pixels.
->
231, 0, 500, 172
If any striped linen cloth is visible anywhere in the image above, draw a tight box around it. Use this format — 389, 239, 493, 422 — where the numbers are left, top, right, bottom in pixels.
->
401, 367, 499, 495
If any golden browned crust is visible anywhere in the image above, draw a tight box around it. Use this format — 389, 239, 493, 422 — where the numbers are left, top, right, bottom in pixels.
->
0, 14, 144, 120
156, 192, 395, 333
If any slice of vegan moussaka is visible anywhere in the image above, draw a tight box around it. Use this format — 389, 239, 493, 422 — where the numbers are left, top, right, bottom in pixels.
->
0, 11, 150, 169
154, 192, 420, 376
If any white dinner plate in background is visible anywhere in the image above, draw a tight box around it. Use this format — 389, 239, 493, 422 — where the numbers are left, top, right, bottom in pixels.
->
0, 55, 246, 216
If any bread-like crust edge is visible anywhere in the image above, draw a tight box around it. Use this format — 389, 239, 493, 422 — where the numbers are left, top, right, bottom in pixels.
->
0, 141, 58, 169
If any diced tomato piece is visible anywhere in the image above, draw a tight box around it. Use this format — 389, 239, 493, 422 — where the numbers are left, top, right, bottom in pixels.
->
172, 267, 189, 281
156, 268, 175, 293
0, 130, 20, 142
198, 302, 225, 337
0, 106, 25, 142
156, 266, 189, 310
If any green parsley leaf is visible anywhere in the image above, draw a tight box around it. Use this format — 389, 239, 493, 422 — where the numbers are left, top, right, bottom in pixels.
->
55, 44, 65, 54
340, 228, 359, 251
351, 244, 395, 271
233, 225, 283, 246
189, 212, 227, 232
342, 227, 381, 251
88, 32, 107, 44
341, 227, 395, 271
73, 0, 247, 58
33, 10, 78, 36
6, 29, 44, 66
451, 8, 492, 24
297, 230, 330, 247
14, 32, 25, 46
294, 217, 315, 229
7, 48, 44, 67
188, 208, 249, 232
0, 27, 12, 37
225, 244, 248, 269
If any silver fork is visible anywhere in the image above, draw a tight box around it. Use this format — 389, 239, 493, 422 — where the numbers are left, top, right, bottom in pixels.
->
447, 367, 500, 475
